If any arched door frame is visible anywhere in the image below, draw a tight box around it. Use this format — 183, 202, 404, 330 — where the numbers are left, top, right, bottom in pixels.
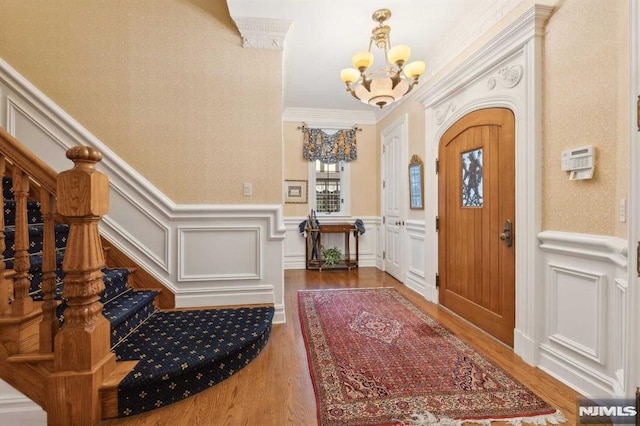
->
416, 4, 553, 365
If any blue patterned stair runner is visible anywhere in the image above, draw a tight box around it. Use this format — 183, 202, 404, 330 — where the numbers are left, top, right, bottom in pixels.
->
114, 306, 274, 416
2, 176, 274, 417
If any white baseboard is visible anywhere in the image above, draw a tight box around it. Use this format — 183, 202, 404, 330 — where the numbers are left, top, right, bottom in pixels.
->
0, 383, 45, 426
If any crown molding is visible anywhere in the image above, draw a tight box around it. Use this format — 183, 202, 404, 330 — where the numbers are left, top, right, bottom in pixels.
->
231, 17, 292, 50
376, 0, 533, 123
416, 4, 554, 108
282, 107, 377, 127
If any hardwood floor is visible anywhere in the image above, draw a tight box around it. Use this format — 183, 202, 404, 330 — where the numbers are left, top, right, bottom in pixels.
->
101, 268, 580, 425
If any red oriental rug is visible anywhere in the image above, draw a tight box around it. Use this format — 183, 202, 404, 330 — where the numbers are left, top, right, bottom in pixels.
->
298, 288, 566, 426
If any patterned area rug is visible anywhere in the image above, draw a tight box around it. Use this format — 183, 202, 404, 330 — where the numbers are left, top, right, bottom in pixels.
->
298, 288, 566, 426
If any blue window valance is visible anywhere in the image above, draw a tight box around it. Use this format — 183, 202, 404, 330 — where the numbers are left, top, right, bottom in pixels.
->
302, 128, 357, 164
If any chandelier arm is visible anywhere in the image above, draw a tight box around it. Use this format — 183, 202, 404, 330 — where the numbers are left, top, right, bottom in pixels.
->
361, 76, 371, 91
390, 71, 402, 90
405, 78, 420, 95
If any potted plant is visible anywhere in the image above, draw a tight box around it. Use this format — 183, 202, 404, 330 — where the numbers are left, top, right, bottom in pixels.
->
321, 246, 342, 267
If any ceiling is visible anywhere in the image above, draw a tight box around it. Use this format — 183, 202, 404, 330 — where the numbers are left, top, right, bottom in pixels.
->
226, 0, 493, 119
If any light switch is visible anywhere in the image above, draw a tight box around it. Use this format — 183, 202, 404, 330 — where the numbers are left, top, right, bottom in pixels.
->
243, 183, 252, 196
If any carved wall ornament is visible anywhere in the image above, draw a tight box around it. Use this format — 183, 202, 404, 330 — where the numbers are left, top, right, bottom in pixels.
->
487, 65, 524, 90
435, 102, 456, 125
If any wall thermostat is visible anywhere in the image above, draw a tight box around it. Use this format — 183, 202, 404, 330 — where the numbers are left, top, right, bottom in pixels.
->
561, 145, 594, 180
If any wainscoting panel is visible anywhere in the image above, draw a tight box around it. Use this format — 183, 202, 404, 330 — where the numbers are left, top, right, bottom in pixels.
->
547, 264, 606, 365
178, 226, 261, 281
283, 217, 380, 270
0, 59, 286, 326
538, 231, 628, 397
102, 186, 171, 272
405, 220, 426, 294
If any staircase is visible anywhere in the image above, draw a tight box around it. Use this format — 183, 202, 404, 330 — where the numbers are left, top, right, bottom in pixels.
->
0, 128, 274, 424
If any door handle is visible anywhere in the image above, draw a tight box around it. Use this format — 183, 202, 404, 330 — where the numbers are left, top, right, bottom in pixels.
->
499, 220, 513, 247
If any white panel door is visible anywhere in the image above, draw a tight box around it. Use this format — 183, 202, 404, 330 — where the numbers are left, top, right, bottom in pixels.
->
382, 120, 405, 281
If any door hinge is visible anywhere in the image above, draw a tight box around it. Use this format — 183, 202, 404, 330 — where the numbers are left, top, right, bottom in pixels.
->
383, 251, 386, 260
383, 180, 386, 189
435, 216, 439, 232
637, 241, 640, 277
637, 95, 640, 132
435, 158, 439, 174
435, 273, 440, 288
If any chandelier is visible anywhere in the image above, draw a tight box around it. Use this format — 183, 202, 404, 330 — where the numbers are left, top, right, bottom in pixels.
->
340, 9, 426, 109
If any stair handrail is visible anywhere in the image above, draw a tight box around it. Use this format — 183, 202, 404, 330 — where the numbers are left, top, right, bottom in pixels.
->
0, 127, 57, 195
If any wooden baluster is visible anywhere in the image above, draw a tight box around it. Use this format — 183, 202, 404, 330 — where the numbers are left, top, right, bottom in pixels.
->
50, 146, 114, 426
10, 168, 33, 315
39, 191, 58, 352
0, 156, 11, 316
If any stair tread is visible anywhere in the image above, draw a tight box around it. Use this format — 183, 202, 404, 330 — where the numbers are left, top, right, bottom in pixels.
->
103, 290, 158, 328
113, 306, 274, 417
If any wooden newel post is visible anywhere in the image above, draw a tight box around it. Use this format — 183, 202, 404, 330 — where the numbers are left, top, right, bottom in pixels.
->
50, 146, 115, 426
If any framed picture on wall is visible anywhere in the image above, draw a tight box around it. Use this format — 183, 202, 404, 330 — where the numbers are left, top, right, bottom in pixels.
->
284, 180, 308, 204
409, 155, 424, 209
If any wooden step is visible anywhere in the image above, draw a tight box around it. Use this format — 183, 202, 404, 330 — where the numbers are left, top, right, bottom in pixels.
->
7, 352, 54, 363
0, 301, 44, 354
99, 360, 139, 419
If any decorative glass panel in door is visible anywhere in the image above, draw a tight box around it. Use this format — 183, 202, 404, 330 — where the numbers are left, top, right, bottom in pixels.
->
461, 148, 483, 207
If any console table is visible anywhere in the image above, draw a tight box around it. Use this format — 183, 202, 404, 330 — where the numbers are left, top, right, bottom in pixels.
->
305, 223, 359, 271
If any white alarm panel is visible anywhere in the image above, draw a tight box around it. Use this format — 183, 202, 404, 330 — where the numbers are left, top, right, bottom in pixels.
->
561, 145, 594, 180
561, 146, 594, 171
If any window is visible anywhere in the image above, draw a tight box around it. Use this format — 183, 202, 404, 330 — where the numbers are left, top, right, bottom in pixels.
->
309, 159, 350, 216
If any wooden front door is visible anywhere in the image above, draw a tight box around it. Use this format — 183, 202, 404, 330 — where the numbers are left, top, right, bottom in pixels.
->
438, 108, 515, 346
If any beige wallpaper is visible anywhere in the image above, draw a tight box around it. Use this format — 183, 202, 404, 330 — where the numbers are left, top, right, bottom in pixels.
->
0, 0, 629, 236
282, 122, 378, 217
0, 0, 283, 204
376, 0, 628, 237
542, 0, 628, 236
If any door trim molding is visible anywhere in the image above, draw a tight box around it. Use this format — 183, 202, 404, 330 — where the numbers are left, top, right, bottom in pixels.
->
626, 0, 639, 396
417, 4, 553, 365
